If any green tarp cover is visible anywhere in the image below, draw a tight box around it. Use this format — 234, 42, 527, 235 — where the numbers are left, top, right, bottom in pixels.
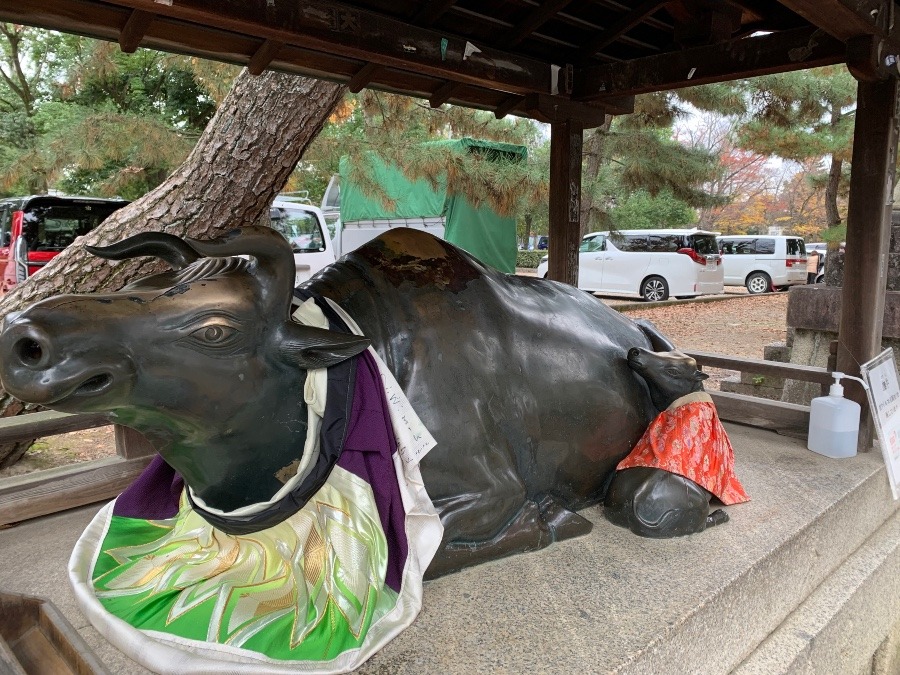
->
339, 138, 524, 274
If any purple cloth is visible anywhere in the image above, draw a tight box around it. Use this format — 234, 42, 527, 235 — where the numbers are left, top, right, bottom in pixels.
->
338, 350, 409, 592
113, 454, 183, 520
112, 350, 410, 592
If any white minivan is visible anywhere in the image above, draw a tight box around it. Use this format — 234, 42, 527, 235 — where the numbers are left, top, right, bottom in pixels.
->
716, 235, 807, 293
269, 199, 336, 286
536, 229, 724, 301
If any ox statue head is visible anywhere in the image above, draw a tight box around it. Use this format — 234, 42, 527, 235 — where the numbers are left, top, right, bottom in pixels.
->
0, 227, 369, 515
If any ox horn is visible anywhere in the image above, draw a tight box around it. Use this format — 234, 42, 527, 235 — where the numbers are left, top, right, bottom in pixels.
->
186, 226, 296, 315
86, 232, 202, 270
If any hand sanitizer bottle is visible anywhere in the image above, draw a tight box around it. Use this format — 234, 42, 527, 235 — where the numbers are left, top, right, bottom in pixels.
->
807, 372, 861, 458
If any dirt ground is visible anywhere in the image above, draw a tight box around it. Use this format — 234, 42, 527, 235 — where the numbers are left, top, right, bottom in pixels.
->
0, 290, 789, 478
619, 291, 789, 391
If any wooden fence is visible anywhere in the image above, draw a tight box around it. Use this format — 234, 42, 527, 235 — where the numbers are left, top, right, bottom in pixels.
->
0, 352, 834, 526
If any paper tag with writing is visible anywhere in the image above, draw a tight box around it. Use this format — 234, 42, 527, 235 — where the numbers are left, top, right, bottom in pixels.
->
377, 361, 436, 466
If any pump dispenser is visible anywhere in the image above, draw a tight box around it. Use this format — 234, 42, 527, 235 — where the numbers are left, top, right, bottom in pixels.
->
807, 372, 861, 458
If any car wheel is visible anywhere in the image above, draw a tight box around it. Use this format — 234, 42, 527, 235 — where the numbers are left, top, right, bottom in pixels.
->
746, 272, 771, 294
815, 273, 824, 284
640, 276, 669, 302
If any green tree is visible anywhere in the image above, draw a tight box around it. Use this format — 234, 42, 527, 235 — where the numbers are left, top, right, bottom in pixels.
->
0, 28, 228, 199
738, 66, 856, 236
579, 87, 742, 235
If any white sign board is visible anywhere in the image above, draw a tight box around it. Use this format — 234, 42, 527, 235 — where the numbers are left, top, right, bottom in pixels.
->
861, 349, 900, 500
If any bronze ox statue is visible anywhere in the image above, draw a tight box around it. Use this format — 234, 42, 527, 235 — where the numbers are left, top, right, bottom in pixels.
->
0, 226, 682, 576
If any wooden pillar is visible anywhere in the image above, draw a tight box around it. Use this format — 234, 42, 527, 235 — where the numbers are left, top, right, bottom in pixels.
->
548, 120, 583, 285
836, 77, 900, 448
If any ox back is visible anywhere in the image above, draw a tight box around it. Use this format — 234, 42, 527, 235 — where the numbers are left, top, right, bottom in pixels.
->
306, 229, 659, 574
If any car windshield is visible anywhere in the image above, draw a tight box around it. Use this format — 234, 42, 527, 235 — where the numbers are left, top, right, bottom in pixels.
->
269, 207, 326, 252
22, 200, 124, 252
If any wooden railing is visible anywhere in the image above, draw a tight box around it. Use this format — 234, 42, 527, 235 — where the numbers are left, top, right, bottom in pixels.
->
0, 413, 155, 526
0, 352, 833, 526
683, 350, 832, 439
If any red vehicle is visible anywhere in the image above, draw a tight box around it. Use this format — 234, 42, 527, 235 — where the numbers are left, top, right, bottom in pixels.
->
0, 195, 129, 293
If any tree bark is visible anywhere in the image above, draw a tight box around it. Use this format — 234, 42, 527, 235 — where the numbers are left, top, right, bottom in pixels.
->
579, 115, 613, 235
0, 69, 346, 468
824, 102, 844, 231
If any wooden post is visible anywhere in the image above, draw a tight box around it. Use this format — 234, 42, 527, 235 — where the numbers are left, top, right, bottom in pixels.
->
548, 120, 583, 285
114, 424, 157, 459
836, 77, 900, 449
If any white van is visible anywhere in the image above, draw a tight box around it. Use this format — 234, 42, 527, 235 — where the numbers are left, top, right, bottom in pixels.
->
536, 229, 724, 301
268, 199, 335, 285
716, 235, 807, 293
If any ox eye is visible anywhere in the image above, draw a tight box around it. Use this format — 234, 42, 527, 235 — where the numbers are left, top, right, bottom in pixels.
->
177, 321, 245, 356
197, 325, 231, 343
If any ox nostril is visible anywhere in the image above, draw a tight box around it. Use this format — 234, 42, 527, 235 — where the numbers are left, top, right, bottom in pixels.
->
15, 337, 46, 368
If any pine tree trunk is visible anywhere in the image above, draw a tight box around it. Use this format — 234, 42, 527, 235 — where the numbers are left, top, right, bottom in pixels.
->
579, 116, 613, 235
0, 69, 346, 468
824, 156, 843, 229
824, 103, 844, 231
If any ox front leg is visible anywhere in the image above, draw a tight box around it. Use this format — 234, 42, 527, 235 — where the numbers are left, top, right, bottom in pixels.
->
425, 490, 593, 579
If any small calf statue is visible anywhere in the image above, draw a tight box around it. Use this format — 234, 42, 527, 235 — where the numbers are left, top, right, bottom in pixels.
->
604, 347, 749, 538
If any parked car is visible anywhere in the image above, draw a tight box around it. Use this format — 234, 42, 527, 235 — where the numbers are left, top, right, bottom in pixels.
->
717, 235, 807, 293
536, 229, 723, 301
0, 195, 129, 293
268, 198, 335, 285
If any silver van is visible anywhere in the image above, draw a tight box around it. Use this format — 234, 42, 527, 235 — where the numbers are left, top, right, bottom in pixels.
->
716, 235, 807, 293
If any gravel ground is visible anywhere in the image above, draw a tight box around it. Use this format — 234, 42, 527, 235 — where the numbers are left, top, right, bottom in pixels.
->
0, 289, 789, 477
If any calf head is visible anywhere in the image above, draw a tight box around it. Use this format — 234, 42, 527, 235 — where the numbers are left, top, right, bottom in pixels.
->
0, 227, 369, 512
627, 346, 708, 411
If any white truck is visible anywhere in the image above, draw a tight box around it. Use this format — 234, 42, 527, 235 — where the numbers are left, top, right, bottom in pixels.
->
268, 197, 336, 285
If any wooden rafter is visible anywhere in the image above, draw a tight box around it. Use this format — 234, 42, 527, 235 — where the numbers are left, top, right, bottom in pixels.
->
118, 8, 154, 53
501, 0, 575, 48
247, 38, 283, 76
576, 26, 845, 100
578, 0, 667, 61
778, 0, 897, 42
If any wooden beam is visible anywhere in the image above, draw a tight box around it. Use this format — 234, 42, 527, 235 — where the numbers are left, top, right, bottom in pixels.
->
412, 0, 458, 27
0, 455, 153, 525
501, 0, 575, 48
348, 62, 380, 92
429, 80, 459, 108
523, 92, 632, 125
247, 38, 284, 75
846, 34, 900, 81
837, 77, 900, 448
576, 27, 845, 100
578, 0, 666, 61
0, 410, 109, 445
118, 8, 154, 53
683, 350, 835, 388
778, 0, 895, 42
548, 120, 583, 286
104, 0, 557, 97
494, 94, 524, 119
708, 391, 810, 439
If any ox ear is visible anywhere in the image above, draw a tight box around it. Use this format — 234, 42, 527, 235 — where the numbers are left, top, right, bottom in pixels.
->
279, 323, 371, 369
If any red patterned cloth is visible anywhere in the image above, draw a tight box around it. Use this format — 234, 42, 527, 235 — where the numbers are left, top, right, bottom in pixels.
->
617, 392, 750, 505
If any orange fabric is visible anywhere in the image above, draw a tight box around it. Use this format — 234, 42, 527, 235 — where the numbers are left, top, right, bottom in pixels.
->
617, 394, 750, 505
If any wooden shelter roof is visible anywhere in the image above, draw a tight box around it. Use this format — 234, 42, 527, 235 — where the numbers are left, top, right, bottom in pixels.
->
4, 0, 898, 125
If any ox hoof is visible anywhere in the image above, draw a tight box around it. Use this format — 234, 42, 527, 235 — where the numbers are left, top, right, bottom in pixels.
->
537, 494, 593, 542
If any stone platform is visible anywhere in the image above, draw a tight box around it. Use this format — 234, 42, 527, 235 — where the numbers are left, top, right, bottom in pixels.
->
1, 423, 899, 674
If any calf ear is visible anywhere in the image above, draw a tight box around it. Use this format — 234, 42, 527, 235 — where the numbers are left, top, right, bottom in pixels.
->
278, 323, 371, 369
695, 370, 710, 382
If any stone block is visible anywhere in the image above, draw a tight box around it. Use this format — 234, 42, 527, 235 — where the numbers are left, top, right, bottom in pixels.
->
763, 342, 790, 363
720, 376, 784, 400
